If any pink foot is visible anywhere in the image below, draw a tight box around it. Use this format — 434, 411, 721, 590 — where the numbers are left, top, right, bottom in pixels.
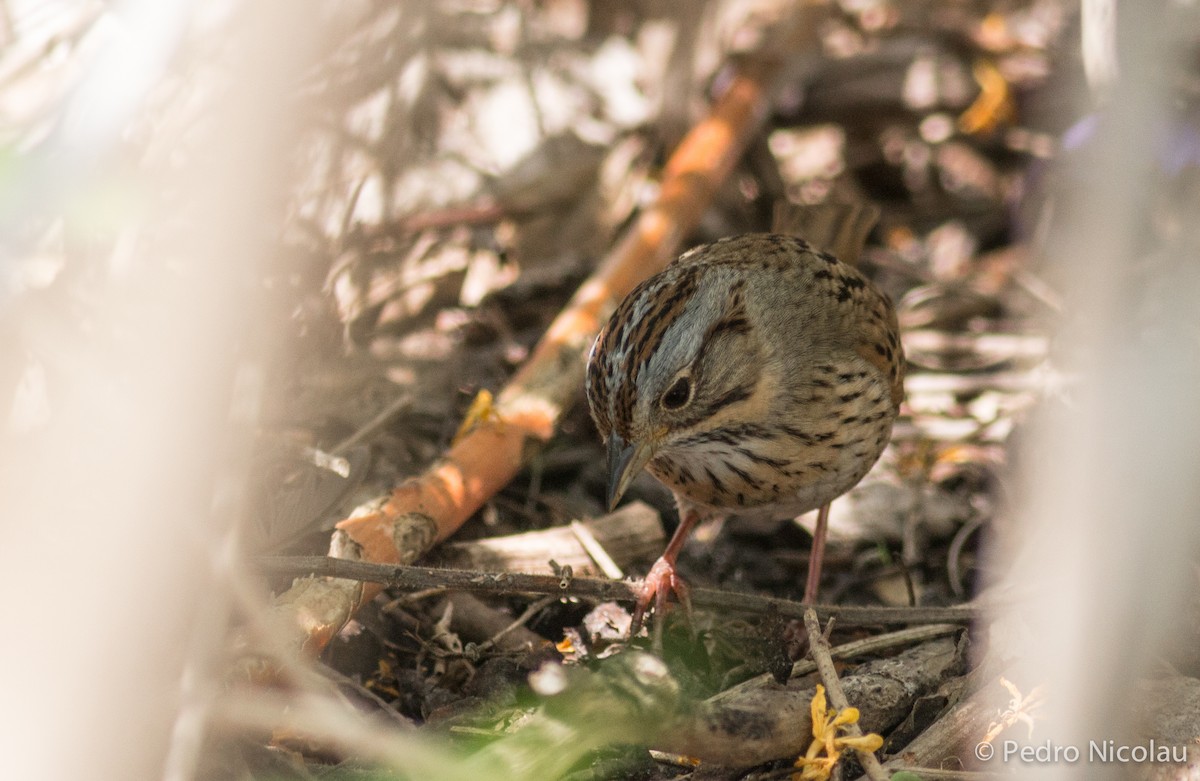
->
630, 556, 693, 637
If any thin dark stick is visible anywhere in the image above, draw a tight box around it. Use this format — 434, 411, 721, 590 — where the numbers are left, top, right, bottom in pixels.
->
258, 556, 983, 626
878, 769, 999, 780
947, 515, 985, 598
477, 594, 557, 654
330, 393, 412, 456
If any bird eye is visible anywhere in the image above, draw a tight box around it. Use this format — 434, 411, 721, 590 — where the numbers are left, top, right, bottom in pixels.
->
661, 376, 692, 410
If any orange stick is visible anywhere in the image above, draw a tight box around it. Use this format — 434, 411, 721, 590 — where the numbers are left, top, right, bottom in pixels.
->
268, 13, 821, 658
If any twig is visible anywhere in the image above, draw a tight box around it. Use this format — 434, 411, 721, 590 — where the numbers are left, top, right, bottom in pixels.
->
880, 771, 998, 780
569, 519, 626, 579
803, 608, 891, 781
329, 393, 412, 456
312, 661, 416, 730
947, 514, 986, 598
259, 556, 983, 626
476, 595, 558, 654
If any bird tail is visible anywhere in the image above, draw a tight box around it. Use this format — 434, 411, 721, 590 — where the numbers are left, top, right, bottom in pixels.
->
771, 201, 880, 267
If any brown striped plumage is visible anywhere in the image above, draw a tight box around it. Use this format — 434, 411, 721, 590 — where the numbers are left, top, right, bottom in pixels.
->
586, 228, 904, 632
588, 233, 902, 515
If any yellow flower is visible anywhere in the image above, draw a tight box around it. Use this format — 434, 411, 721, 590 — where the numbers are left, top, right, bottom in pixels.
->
793, 685, 885, 781
453, 389, 504, 443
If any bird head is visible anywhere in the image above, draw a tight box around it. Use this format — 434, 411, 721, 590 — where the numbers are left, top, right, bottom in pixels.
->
585, 261, 762, 510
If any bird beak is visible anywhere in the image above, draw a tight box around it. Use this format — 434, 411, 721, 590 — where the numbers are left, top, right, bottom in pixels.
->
605, 434, 655, 511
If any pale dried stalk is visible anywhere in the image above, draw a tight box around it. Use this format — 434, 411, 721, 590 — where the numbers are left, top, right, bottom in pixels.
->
804, 609, 891, 781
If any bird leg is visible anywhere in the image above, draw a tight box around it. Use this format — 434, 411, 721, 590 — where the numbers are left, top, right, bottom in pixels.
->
629, 507, 701, 637
802, 502, 832, 604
